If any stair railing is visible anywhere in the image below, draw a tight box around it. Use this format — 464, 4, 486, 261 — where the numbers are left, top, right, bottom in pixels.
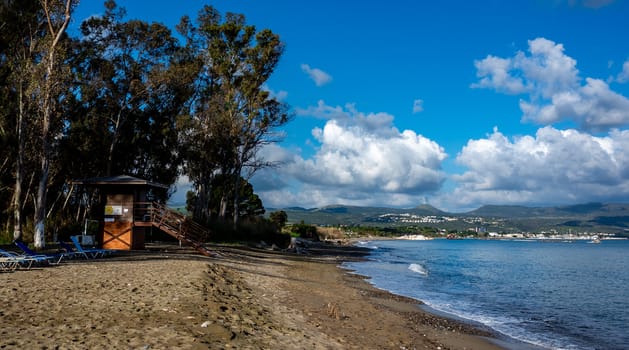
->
147, 202, 214, 256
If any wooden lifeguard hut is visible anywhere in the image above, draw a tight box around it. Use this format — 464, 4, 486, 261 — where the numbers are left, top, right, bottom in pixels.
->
73, 175, 168, 250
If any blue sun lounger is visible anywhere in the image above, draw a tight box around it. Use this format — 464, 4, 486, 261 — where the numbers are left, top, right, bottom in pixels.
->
0, 256, 20, 271
0, 248, 39, 269
70, 236, 115, 258
14, 240, 65, 264
58, 239, 89, 259
0, 256, 22, 271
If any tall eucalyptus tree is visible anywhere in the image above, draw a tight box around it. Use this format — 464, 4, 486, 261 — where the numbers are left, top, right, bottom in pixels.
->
0, 0, 44, 240
178, 6, 290, 225
30, 0, 76, 248
66, 0, 196, 191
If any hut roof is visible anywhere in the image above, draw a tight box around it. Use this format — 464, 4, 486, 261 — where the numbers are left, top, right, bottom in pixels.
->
72, 175, 168, 189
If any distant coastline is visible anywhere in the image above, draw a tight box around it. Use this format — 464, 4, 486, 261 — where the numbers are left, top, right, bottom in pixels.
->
276, 202, 629, 238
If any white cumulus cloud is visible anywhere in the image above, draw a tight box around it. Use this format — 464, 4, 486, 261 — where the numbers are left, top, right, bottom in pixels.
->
617, 59, 629, 83
262, 84, 288, 101
520, 78, 629, 129
441, 126, 629, 210
472, 37, 629, 131
472, 55, 530, 94
413, 99, 424, 113
251, 102, 448, 208
301, 64, 332, 87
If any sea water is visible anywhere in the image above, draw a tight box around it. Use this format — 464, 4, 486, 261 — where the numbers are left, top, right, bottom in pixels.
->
343, 239, 629, 350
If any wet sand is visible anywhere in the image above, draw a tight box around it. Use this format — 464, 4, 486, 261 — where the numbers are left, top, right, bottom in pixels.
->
0, 244, 507, 349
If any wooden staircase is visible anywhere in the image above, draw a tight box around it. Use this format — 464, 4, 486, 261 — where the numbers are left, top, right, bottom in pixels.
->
149, 202, 215, 257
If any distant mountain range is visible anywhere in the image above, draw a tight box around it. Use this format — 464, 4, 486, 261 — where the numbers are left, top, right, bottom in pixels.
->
270, 204, 446, 224
466, 202, 629, 218
268, 202, 629, 235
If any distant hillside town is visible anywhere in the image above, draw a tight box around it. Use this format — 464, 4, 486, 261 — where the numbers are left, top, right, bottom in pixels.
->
276, 203, 629, 238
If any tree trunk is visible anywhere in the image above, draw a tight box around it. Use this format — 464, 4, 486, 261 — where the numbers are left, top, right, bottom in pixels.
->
33, 154, 49, 248
12, 83, 26, 241
34, 87, 52, 249
232, 172, 241, 227
106, 109, 124, 176
33, 0, 73, 249
12, 188, 22, 241
192, 180, 212, 223
219, 194, 228, 221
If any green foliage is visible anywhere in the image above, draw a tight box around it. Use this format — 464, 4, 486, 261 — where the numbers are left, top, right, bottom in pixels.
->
177, 5, 290, 224
66, 0, 191, 188
1, 1, 288, 243
269, 210, 288, 230
290, 222, 319, 241
186, 176, 264, 223
205, 216, 290, 248
0, 231, 13, 245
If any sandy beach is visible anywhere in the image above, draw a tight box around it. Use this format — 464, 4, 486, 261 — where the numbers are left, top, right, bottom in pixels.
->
1, 243, 507, 349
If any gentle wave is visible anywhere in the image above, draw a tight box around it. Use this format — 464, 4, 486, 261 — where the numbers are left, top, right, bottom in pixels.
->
408, 263, 428, 276
356, 241, 379, 249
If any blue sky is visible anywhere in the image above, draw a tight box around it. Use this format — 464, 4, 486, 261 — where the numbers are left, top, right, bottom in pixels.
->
73, 0, 629, 212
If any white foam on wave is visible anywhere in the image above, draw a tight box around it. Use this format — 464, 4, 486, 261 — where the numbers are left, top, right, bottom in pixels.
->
355, 240, 378, 249
421, 300, 571, 350
408, 263, 428, 276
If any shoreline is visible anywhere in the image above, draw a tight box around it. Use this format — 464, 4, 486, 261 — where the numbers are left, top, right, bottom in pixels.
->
334, 242, 545, 350
1, 242, 525, 349
341, 238, 547, 350
244, 242, 509, 349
